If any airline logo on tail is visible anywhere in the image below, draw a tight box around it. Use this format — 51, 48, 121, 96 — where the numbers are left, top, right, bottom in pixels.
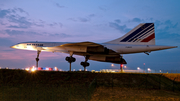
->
120, 23, 155, 43
106, 23, 155, 45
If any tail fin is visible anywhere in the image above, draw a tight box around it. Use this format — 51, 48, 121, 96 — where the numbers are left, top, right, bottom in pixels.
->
106, 23, 155, 45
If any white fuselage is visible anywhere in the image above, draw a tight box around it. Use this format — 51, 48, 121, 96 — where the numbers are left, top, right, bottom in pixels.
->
11, 42, 176, 54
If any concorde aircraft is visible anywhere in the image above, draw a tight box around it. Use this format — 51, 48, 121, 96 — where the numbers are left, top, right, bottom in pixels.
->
11, 23, 177, 71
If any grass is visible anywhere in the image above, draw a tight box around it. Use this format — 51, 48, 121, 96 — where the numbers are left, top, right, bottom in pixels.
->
162, 73, 180, 82
91, 87, 180, 101
0, 69, 96, 101
96, 73, 180, 90
0, 84, 90, 101
0, 69, 180, 101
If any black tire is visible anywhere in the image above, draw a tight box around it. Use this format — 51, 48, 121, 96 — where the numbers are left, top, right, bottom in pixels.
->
65, 57, 70, 61
81, 62, 90, 67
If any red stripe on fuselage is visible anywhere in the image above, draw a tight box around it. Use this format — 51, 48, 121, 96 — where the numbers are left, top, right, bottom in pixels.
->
141, 33, 155, 42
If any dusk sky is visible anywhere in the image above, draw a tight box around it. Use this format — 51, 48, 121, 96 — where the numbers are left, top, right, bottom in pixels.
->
0, 0, 180, 71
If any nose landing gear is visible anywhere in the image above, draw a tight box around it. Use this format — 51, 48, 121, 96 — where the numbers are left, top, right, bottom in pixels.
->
36, 50, 41, 67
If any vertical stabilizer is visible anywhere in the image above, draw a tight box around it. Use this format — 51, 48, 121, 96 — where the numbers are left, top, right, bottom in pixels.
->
106, 23, 155, 45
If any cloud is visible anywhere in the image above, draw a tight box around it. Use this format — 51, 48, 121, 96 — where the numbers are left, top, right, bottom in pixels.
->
12, 8, 29, 15
55, 3, 65, 8
164, 20, 178, 29
0, 9, 11, 18
0, 7, 29, 18
7, 25, 28, 28
48, 22, 63, 28
115, 19, 121, 23
99, 5, 108, 11
154, 20, 179, 34
78, 17, 90, 22
128, 18, 179, 33
109, 18, 179, 35
127, 17, 144, 23
0, 8, 36, 29
49, 33, 70, 38
109, 20, 131, 33
132, 18, 142, 22
0, 8, 63, 29
88, 14, 95, 18
8, 16, 32, 28
3, 29, 70, 41
0, 21, 7, 25
69, 14, 96, 23
5, 29, 42, 36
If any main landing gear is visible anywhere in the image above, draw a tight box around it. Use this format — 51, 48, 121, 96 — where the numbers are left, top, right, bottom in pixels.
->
36, 50, 41, 67
80, 55, 90, 71
119, 55, 123, 73
65, 54, 90, 71
65, 52, 76, 71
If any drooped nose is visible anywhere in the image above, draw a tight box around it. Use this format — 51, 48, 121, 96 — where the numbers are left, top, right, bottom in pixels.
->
10, 45, 16, 48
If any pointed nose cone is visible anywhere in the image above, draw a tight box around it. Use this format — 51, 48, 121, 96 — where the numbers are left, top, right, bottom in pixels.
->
10, 45, 16, 49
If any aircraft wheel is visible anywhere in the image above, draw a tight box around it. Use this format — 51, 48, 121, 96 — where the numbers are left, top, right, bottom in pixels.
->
65, 56, 76, 63
36, 58, 39, 62
80, 62, 90, 67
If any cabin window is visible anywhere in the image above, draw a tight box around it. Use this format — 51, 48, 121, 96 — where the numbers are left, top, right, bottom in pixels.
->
28, 44, 43, 46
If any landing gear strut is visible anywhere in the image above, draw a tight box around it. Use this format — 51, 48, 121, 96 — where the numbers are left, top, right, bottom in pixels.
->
65, 52, 76, 71
36, 50, 41, 67
81, 55, 90, 71
120, 64, 123, 73
120, 55, 124, 73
